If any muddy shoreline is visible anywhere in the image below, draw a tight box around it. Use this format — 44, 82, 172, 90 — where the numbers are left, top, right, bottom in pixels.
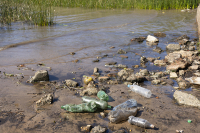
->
1, 32, 200, 133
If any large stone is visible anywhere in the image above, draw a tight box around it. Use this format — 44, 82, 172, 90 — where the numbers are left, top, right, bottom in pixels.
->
173, 50, 194, 58
185, 77, 200, 85
166, 44, 181, 51
29, 70, 49, 83
36, 94, 53, 106
166, 60, 188, 71
173, 91, 200, 108
165, 53, 181, 63
189, 65, 199, 70
118, 70, 129, 78
139, 69, 149, 76
146, 35, 159, 43
65, 79, 78, 87
170, 72, 178, 79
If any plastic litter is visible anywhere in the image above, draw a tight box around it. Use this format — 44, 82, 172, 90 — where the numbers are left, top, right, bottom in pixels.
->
188, 119, 192, 123
108, 99, 138, 123
97, 91, 109, 101
128, 116, 154, 128
82, 96, 111, 110
83, 76, 93, 85
128, 84, 152, 98
61, 101, 97, 113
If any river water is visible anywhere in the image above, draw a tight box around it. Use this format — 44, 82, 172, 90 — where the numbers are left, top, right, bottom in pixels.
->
0, 8, 197, 82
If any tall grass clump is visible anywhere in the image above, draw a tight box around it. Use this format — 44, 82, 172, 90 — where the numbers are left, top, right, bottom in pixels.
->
0, 0, 54, 26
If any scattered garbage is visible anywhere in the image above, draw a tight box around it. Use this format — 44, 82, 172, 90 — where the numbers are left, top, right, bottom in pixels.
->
97, 91, 109, 101
108, 99, 138, 123
188, 119, 192, 123
128, 116, 154, 129
127, 84, 152, 98
82, 96, 111, 110
83, 75, 93, 85
61, 101, 97, 113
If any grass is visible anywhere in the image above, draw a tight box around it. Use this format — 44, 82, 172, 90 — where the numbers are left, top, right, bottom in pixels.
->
0, 0, 200, 26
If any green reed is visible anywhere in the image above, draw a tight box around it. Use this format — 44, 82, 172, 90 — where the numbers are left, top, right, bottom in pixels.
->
0, 0, 200, 26
0, 0, 54, 26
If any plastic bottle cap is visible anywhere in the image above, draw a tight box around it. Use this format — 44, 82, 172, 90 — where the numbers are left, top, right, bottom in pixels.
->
127, 84, 130, 87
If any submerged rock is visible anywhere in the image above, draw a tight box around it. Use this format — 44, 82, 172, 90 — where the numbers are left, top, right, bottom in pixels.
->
153, 46, 163, 53
140, 56, 148, 63
36, 94, 53, 106
154, 60, 166, 66
154, 32, 166, 37
131, 36, 146, 42
166, 44, 181, 51
173, 90, 200, 109
117, 49, 127, 54
28, 70, 49, 83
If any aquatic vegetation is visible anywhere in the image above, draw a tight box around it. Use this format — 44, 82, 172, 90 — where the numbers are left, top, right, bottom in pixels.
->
0, 0, 200, 26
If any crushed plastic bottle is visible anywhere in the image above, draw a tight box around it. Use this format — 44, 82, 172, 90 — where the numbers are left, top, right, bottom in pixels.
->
112, 99, 137, 111
128, 116, 155, 128
61, 101, 97, 113
83, 76, 93, 85
127, 84, 152, 98
97, 91, 109, 101
82, 96, 111, 110
108, 99, 138, 123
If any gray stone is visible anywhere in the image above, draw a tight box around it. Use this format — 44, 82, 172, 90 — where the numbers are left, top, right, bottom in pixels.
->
185, 77, 200, 85
173, 91, 200, 108
140, 56, 148, 63
166, 60, 188, 71
117, 64, 128, 68
139, 69, 149, 76
179, 70, 185, 76
165, 53, 181, 63
189, 46, 195, 51
94, 67, 99, 73
178, 81, 190, 89
189, 65, 199, 70
153, 46, 163, 53
28, 70, 49, 83
118, 70, 129, 78
105, 62, 117, 66
36, 94, 53, 106
90, 125, 106, 133
81, 83, 98, 96
117, 49, 126, 54
173, 50, 194, 58
166, 44, 181, 51
65, 79, 78, 87
170, 72, 178, 79
147, 57, 156, 62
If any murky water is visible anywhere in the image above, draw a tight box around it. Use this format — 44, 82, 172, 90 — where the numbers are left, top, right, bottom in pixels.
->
0, 8, 197, 81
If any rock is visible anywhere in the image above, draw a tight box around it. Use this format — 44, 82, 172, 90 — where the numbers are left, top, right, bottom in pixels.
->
131, 37, 146, 42
36, 94, 53, 106
154, 32, 166, 37
70, 52, 75, 55
117, 49, 126, 54
139, 69, 149, 76
126, 73, 137, 82
185, 77, 200, 85
179, 38, 189, 45
113, 129, 126, 133
120, 55, 128, 58
81, 83, 98, 96
165, 53, 181, 63
166, 44, 181, 51
179, 70, 185, 76
146, 35, 159, 43
176, 34, 190, 40
94, 67, 99, 73
178, 81, 190, 89
173, 90, 200, 108
98, 76, 110, 82
173, 50, 194, 58
147, 57, 156, 62
93, 59, 99, 62
153, 46, 163, 53
28, 70, 49, 83
81, 125, 91, 132
166, 60, 188, 72
110, 46, 115, 49
100, 112, 105, 118
189, 46, 195, 51
140, 56, 148, 63
90, 125, 106, 133
117, 64, 128, 68
133, 65, 139, 68
65, 79, 78, 87
154, 72, 164, 78
105, 62, 117, 66
189, 65, 199, 70
107, 80, 119, 85
152, 79, 161, 85
118, 70, 129, 78
170, 72, 178, 78
154, 60, 166, 66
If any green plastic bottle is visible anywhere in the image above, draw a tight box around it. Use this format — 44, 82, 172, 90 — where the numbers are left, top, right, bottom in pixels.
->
82, 96, 111, 110
61, 101, 97, 113
97, 91, 109, 101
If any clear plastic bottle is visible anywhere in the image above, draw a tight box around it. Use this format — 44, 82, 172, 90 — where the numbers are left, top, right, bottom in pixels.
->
127, 84, 152, 98
61, 101, 97, 113
82, 96, 111, 110
112, 99, 137, 111
97, 91, 109, 101
128, 116, 154, 128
